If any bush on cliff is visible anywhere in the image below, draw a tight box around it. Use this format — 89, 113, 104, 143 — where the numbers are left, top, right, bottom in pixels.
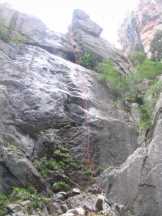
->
135, 59, 162, 81
80, 50, 100, 70
98, 57, 162, 131
0, 187, 49, 215
0, 21, 26, 44
97, 60, 129, 95
129, 51, 146, 66
34, 146, 94, 192
139, 80, 162, 130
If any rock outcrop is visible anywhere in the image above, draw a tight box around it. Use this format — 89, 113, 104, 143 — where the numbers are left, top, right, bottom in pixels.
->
0, 44, 138, 193
103, 93, 162, 216
0, 3, 74, 61
0, 4, 132, 73
0, 4, 139, 194
69, 9, 132, 74
120, 0, 162, 57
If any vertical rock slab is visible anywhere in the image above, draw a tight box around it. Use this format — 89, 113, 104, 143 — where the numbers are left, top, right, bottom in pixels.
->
104, 94, 162, 216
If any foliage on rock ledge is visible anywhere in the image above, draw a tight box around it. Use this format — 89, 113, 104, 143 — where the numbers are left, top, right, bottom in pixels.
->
0, 187, 49, 216
0, 20, 27, 44
80, 50, 100, 70
97, 52, 162, 131
34, 146, 94, 192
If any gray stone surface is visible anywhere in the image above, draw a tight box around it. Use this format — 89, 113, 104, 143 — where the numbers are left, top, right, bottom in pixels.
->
104, 93, 162, 216
0, 3, 74, 60
72, 9, 103, 37
0, 3, 139, 212
0, 43, 138, 192
69, 9, 132, 74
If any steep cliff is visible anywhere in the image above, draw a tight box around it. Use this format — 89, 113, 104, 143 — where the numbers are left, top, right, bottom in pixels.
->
0, 4, 140, 215
120, 0, 162, 57
1, 2, 162, 216
69, 9, 132, 74
103, 89, 162, 216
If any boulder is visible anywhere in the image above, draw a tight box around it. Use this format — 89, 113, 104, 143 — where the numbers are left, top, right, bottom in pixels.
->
95, 194, 104, 212
61, 207, 86, 216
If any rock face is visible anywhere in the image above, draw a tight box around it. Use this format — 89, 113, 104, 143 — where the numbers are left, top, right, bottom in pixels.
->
0, 44, 138, 192
103, 93, 162, 216
0, 4, 139, 193
0, 3, 74, 61
2, 2, 162, 216
69, 9, 132, 74
120, 0, 162, 56
119, 12, 144, 55
0, 4, 132, 73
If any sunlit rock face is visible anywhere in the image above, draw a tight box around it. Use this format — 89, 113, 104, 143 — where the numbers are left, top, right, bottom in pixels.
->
119, 0, 162, 57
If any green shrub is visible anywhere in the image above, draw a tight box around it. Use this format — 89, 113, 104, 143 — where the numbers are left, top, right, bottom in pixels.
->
139, 80, 162, 130
80, 51, 99, 70
138, 104, 152, 130
35, 146, 82, 178
83, 167, 93, 177
11, 187, 49, 210
52, 181, 70, 192
0, 194, 9, 216
0, 23, 10, 42
0, 21, 26, 44
35, 158, 60, 177
129, 51, 146, 66
0, 187, 50, 215
98, 60, 128, 95
135, 59, 162, 81
98, 57, 162, 131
